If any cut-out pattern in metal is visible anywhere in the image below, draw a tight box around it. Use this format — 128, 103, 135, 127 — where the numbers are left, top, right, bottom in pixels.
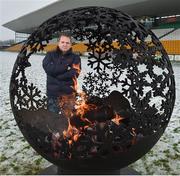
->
10, 6, 175, 170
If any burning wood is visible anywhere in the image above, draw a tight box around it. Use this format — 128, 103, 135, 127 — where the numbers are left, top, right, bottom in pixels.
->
59, 91, 129, 126
51, 90, 140, 159
77, 104, 114, 122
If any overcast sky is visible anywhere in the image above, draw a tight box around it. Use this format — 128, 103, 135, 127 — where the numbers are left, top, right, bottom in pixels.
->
0, 0, 58, 41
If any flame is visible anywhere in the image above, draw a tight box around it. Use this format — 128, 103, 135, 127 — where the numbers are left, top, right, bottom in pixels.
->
72, 63, 81, 75
77, 102, 97, 118
111, 113, 124, 125
73, 133, 80, 142
63, 119, 81, 143
70, 63, 81, 92
72, 77, 78, 92
62, 91, 92, 139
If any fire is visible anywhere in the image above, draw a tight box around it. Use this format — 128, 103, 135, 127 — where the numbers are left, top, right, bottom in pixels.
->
72, 77, 78, 92
72, 63, 81, 75
67, 63, 81, 92
58, 77, 136, 150
76, 96, 97, 118
61, 91, 95, 143
51, 89, 139, 160
111, 113, 124, 125
61, 91, 127, 147
63, 119, 81, 143
73, 133, 80, 142
71, 63, 81, 92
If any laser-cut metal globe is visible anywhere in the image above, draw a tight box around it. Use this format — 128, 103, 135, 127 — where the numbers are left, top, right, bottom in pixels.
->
10, 6, 175, 171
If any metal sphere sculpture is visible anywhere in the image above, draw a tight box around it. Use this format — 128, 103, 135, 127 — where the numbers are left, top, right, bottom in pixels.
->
10, 6, 175, 170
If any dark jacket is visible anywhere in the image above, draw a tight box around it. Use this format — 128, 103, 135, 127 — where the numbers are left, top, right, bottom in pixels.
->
42, 48, 81, 97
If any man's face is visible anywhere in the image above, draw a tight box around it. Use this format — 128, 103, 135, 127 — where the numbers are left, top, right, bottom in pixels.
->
58, 36, 72, 53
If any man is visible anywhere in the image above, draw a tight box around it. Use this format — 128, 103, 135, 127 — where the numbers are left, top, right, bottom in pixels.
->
43, 33, 81, 114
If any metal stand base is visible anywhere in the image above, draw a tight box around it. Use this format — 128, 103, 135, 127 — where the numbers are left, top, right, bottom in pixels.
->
39, 165, 140, 175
